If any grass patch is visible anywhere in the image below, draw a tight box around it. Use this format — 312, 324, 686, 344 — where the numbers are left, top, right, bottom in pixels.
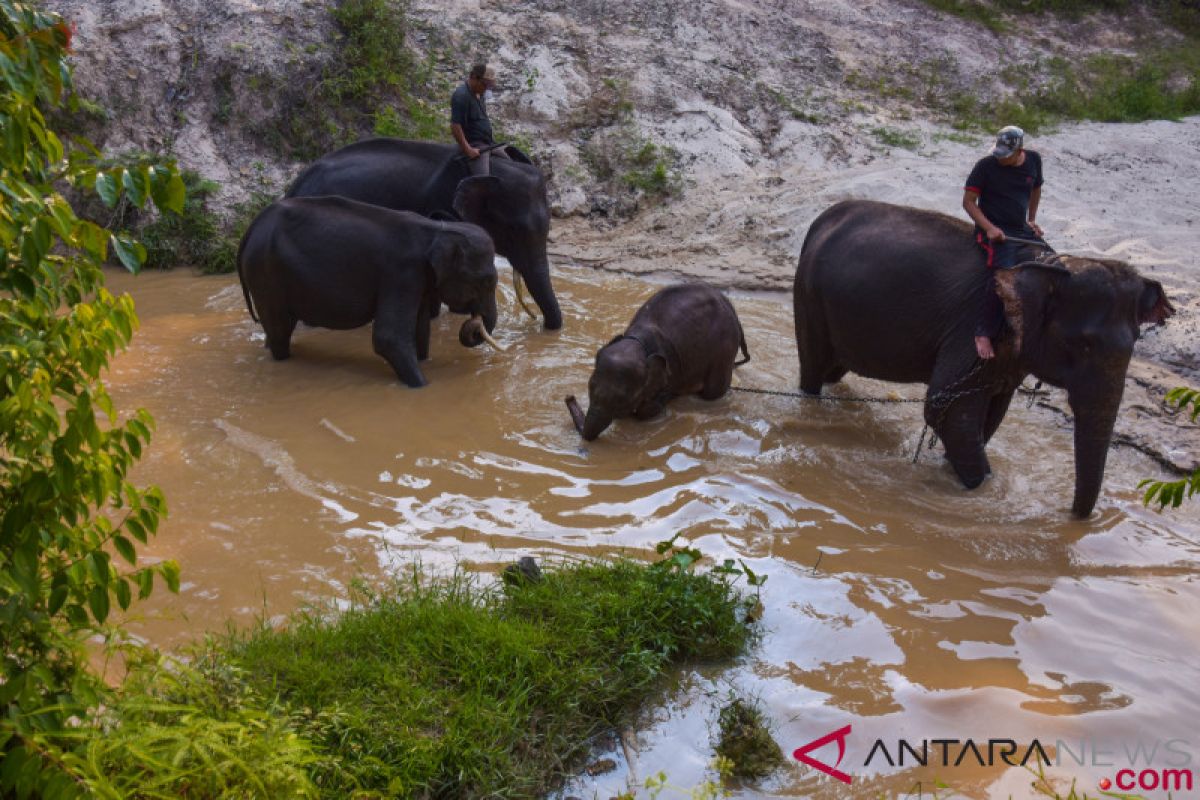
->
713, 696, 785, 781
213, 557, 753, 797
68, 655, 320, 798
871, 126, 922, 150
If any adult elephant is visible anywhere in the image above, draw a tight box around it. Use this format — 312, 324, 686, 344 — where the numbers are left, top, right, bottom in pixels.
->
285, 138, 562, 330
237, 196, 498, 388
794, 199, 1173, 517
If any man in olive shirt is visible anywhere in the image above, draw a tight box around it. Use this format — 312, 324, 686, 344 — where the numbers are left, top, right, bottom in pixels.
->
962, 125, 1050, 359
450, 64, 508, 176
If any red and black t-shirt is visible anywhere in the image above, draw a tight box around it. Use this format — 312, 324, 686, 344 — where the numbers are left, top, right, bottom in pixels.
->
964, 150, 1043, 235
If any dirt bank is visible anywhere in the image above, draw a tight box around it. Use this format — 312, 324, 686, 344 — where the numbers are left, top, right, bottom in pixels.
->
52, 0, 1199, 472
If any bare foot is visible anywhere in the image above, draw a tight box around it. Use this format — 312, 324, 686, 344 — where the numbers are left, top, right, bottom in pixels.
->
974, 335, 995, 360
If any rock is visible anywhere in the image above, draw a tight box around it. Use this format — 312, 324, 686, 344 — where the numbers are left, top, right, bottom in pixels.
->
502, 556, 543, 587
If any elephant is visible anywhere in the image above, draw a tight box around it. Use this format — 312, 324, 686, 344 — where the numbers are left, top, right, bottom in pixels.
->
793, 199, 1174, 517
285, 138, 562, 330
236, 195, 499, 388
566, 283, 750, 440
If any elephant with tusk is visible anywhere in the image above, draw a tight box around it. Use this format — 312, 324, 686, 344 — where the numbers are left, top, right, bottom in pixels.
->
566, 283, 749, 441
237, 196, 500, 388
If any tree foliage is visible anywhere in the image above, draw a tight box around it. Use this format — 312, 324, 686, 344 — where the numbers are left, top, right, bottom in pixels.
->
1, 2, 183, 794
1141, 387, 1200, 509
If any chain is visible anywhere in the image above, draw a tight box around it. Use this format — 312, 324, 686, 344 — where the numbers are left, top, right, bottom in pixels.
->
730, 385, 923, 403
733, 359, 1017, 464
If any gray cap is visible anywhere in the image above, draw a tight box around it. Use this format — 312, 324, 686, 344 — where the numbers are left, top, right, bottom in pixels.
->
991, 125, 1025, 158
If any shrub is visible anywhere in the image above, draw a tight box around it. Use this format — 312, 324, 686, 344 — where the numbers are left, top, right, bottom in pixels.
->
0, 1, 182, 793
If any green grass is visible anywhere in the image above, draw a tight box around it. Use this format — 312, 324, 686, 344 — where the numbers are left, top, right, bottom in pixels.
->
214, 558, 752, 798
871, 126, 922, 150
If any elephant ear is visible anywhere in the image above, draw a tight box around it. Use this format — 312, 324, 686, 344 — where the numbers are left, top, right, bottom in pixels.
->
1138, 278, 1174, 325
993, 262, 1070, 356
452, 176, 502, 225
428, 232, 466, 287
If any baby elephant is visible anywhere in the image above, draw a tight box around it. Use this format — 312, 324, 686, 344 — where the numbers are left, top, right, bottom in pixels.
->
566, 283, 749, 440
237, 196, 499, 387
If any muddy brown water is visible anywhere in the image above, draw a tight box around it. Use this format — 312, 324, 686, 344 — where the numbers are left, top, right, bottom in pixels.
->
105, 265, 1199, 799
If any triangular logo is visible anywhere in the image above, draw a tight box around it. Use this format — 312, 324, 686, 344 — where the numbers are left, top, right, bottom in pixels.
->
793, 724, 853, 785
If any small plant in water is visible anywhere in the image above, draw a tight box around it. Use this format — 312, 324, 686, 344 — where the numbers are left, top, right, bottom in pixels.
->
713, 695, 786, 781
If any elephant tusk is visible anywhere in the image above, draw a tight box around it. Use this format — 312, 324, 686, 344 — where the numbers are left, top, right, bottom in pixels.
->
479, 328, 508, 352
513, 271, 538, 320
471, 315, 509, 352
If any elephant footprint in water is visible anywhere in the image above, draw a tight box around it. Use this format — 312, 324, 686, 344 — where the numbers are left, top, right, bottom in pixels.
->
567, 283, 750, 440
237, 196, 500, 388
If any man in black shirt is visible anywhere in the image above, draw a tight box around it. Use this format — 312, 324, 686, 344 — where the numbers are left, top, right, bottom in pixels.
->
962, 125, 1049, 359
450, 64, 508, 176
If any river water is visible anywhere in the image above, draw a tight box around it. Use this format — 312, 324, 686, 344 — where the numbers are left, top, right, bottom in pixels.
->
105, 264, 1200, 799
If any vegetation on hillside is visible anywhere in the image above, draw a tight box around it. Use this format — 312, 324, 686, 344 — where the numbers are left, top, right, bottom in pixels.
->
894, 1, 1200, 131
247, 0, 447, 162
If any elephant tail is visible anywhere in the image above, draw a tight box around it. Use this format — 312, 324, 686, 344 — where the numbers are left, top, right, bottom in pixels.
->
235, 227, 259, 323
734, 326, 750, 367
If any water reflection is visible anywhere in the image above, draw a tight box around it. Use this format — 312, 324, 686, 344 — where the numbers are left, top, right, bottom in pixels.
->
105, 264, 1200, 799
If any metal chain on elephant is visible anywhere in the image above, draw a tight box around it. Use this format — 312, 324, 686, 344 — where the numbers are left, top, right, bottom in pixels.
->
732, 359, 1006, 463
913, 359, 1007, 463
731, 385, 924, 404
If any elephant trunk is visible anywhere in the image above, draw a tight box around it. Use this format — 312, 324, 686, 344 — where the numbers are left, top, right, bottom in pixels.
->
565, 395, 586, 436
1068, 380, 1125, 518
512, 250, 562, 330
481, 290, 498, 334
581, 405, 612, 441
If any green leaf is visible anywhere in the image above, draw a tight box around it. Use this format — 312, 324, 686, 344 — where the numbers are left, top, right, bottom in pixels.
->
165, 171, 186, 213
121, 167, 146, 206
88, 585, 110, 624
114, 578, 132, 611
137, 569, 155, 600
48, 586, 69, 615
88, 551, 111, 586
95, 171, 118, 207
110, 233, 147, 273
161, 560, 181, 593
113, 534, 137, 565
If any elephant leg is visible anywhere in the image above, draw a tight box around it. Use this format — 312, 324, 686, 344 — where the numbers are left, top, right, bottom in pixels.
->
795, 301, 837, 395
634, 393, 669, 420
926, 392, 992, 488
373, 295, 426, 388
982, 387, 1016, 447
261, 309, 297, 361
426, 290, 441, 320
700, 364, 733, 400
518, 264, 563, 331
415, 299, 432, 362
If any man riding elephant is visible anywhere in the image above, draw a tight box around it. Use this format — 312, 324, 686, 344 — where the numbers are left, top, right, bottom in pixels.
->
963, 125, 1051, 360
450, 63, 507, 177
286, 135, 562, 331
